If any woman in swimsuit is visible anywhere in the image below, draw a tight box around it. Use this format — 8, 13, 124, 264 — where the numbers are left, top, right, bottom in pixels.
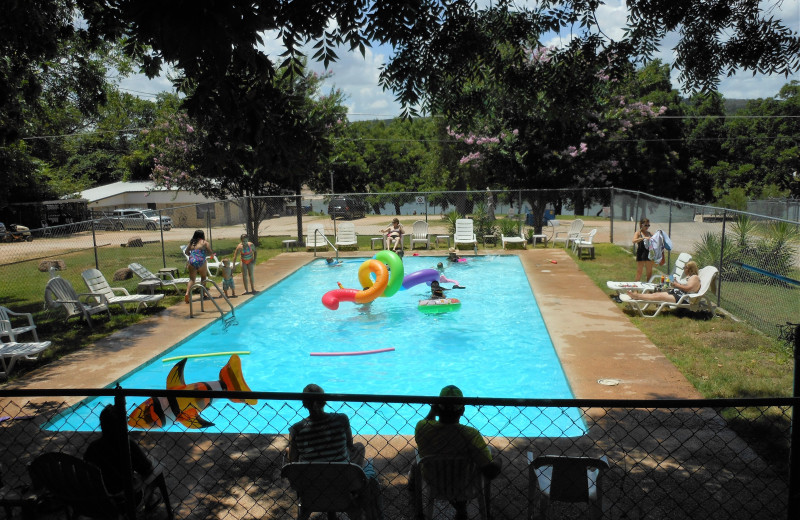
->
233, 233, 257, 294
184, 229, 215, 303
381, 218, 404, 251
633, 218, 654, 282
625, 261, 700, 303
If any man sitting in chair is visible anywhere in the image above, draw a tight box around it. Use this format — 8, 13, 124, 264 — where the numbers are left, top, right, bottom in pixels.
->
288, 384, 382, 518
413, 385, 502, 520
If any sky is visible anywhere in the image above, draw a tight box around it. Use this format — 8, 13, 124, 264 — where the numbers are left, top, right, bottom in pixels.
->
119, 1, 800, 121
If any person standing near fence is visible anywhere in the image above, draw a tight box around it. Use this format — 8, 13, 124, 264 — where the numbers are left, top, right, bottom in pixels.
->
633, 218, 654, 282
184, 229, 214, 303
233, 234, 256, 295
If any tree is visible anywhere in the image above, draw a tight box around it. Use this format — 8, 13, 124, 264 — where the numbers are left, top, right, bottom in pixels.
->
148, 65, 348, 242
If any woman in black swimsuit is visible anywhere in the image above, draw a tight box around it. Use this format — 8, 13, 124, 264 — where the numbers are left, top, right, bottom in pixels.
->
633, 218, 653, 282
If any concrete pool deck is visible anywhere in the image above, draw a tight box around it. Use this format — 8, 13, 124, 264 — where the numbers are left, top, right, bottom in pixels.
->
5, 248, 699, 401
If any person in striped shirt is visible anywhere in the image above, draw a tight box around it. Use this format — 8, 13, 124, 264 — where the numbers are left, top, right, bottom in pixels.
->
287, 383, 382, 518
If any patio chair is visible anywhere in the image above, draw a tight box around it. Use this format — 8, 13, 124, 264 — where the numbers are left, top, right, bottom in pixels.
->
0, 305, 40, 342
306, 222, 329, 251
128, 263, 190, 295
572, 228, 597, 259
500, 231, 526, 250
281, 461, 368, 520
0, 340, 52, 378
619, 265, 718, 318
410, 220, 431, 250
551, 219, 583, 249
454, 219, 477, 251
607, 252, 692, 294
29, 452, 172, 520
334, 221, 358, 249
527, 452, 609, 520
81, 269, 164, 315
179, 245, 222, 276
44, 276, 111, 328
412, 452, 491, 520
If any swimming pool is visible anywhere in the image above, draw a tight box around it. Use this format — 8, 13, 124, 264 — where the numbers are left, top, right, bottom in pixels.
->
47, 255, 585, 437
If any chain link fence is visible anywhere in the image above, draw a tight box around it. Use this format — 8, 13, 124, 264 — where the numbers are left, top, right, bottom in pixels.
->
0, 188, 797, 354
0, 390, 795, 519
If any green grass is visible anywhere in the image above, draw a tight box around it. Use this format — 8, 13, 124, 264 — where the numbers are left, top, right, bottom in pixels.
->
570, 243, 793, 471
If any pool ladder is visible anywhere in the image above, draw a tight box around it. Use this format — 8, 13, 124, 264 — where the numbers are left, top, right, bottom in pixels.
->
187, 280, 236, 327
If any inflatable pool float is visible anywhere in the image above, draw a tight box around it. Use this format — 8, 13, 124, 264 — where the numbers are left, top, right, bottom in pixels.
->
418, 297, 462, 314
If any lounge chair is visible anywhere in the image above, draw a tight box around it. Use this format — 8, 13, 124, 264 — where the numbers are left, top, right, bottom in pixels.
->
501, 231, 526, 250
306, 222, 329, 251
410, 220, 431, 250
44, 276, 111, 328
81, 269, 164, 314
0, 341, 51, 378
29, 452, 173, 520
572, 228, 597, 259
281, 461, 369, 520
0, 306, 40, 342
180, 245, 222, 276
552, 219, 583, 249
412, 452, 491, 520
619, 265, 719, 318
607, 252, 692, 294
454, 219, 477, 251
334, 222, 358, 249
128, 263, 190, 295
527, 452, 609, 520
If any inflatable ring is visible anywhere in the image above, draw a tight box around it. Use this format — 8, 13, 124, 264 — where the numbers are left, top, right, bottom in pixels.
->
374, 250, 404, 297
355, 259, 389, 303
418, 297, 462, 314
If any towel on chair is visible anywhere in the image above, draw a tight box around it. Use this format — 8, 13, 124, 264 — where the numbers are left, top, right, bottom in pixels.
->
648, 230, 672, 266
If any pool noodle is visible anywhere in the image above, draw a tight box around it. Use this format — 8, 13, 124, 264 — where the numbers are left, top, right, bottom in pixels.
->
310, 347, 395, 357
162, 351, 250, 363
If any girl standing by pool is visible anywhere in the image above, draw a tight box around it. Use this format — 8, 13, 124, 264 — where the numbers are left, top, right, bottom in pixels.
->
233, 234, 257, 294
633, 218, 654, 282
185, 229, 215, 303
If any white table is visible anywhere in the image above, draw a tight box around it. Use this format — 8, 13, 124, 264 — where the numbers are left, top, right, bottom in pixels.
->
282, 239, 297, 252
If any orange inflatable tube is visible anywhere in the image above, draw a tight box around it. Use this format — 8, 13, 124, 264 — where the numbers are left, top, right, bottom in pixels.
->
322, 259, 389, 309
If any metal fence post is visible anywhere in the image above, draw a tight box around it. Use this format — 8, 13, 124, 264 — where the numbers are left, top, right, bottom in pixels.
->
91, 218, 99, 270
790, 324, 800, 519
159, 208, 166, 268
667, 200, 673, 268
718, 210, 727, 307
113, 386, 137, 520
609, 187, 614, 244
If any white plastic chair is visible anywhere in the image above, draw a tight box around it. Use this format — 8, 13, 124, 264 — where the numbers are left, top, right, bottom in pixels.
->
44, 276, 111, 328
306, 223, 329, 251
527, 453, 609, 520
281, 462, 368, 520
334, 222, 358, 249
454, 219, 477, 251
81, 269, 164, 314
0, 306, 39, 343
572, 228, 597, 259
410, 220, 430, 250
552, 219, 583, 249
128, 263, 190, 294
413, 453, 491, 520
621, 266, 719, 318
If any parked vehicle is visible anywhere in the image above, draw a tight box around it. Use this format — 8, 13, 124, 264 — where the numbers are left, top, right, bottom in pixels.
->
328, 197, 366, 220
100, 209, 173, 231
1, 223, 33, 242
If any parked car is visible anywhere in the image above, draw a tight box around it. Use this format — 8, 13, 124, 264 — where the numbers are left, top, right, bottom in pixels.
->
104, 209, 173, 231
328, 197, 366, 220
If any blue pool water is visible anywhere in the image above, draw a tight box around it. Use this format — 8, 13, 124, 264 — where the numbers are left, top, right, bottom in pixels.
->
46, 255, 585, 437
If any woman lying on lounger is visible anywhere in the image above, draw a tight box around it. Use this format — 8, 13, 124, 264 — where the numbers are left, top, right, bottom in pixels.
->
623, 261, 700, 303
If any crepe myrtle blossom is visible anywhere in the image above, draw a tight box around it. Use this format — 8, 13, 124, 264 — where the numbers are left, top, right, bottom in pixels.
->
447, 125, 519, 166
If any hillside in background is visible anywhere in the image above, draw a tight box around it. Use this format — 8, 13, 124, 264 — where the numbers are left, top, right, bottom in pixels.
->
725, 99, 750, 114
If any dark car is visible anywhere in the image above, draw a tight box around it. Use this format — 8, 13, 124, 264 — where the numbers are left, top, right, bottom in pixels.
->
328, 197, 366, 220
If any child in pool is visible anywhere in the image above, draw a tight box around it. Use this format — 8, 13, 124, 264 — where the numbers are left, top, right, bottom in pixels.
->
436, 262, 461, 287
430, 280, 448, 299
325, 257, 342, 266
447, 248, 460, 263
220, 258, 236, 298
